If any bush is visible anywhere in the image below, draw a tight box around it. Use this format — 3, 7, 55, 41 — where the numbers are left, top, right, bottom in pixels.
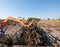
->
58, 18, 60, 20
0, 19, 4, 22
27, 17, 41, 22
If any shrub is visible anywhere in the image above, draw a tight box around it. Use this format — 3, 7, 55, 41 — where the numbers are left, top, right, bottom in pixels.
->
27, 17, 41, 22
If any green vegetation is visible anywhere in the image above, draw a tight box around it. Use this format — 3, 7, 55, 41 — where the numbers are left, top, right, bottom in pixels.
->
27, 17, 41, 22
41, 20, 60, 22
55, 20, 60, 22
0, 19, 4, 22
57, 18, 60, 20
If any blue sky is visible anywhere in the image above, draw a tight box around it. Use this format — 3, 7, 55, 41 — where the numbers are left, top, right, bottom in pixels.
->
0, 0, 60, 19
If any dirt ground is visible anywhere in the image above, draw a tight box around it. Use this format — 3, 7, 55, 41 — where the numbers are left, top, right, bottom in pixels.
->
37, 21, 60, 40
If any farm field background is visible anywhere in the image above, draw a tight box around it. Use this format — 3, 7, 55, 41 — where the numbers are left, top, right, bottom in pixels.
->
38, 20, 60, 40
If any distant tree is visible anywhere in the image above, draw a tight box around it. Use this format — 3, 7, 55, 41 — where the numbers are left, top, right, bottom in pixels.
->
0, 19, 4, 22
47, 18, 50, 20
27, 17, 41, 22
58, 18, 60, 20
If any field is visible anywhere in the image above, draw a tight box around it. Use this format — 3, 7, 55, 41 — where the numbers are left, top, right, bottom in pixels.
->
38, 20, 60, 40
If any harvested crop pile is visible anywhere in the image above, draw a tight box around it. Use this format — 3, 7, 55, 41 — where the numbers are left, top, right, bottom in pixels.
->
0, 21, 47, 46
11, 21, 44, 46
17, 27, 41, 46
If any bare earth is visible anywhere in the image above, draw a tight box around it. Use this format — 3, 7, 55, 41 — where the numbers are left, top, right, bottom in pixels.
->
37, 21, 60, 40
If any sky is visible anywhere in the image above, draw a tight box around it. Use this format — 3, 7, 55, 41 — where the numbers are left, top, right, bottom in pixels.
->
0, 0, 60, 19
